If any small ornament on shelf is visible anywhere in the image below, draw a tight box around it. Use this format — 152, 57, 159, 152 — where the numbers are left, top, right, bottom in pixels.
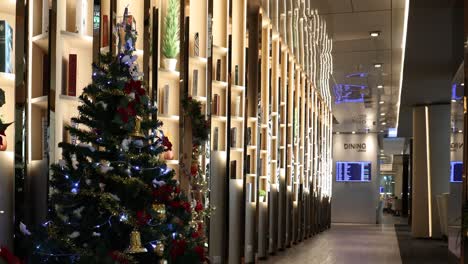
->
162, 0, 180, 71
216, 59, 222, 81
192, 69, 198, 96
68, 54, 77, 96
194, 32, 199, 57
75, 0, 88, 34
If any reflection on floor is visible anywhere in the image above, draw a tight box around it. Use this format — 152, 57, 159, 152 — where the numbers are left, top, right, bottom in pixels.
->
262, 215, 455, 264
262, 223, 401, 263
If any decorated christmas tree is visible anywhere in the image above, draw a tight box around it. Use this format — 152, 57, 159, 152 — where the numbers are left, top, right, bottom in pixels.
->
19, 9, 207, 264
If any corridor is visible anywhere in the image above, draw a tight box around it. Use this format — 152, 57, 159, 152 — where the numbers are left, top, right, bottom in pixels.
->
263, 215, 455, 264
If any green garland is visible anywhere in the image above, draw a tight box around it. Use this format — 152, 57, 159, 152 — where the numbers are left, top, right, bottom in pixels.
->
181, 96, 209, 145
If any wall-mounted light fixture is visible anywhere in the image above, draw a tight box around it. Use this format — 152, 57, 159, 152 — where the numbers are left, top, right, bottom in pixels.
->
370, 31, 381, 37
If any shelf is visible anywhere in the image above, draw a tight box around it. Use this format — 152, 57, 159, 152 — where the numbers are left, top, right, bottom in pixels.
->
247, 174, 256, 177
280, 124, 286, 128
59, 94, 81, 105
280, 102, 286, 106
100, 46, 144, 57
189, 56, 208, 65
261, 124, 268, 128
159, 68, 180, 79
159, 114, 180, 121
230, 148, 243, 152
271, 112, 278, 116
247, 145, 257, 150
213, 45, 228, 55
212, 80, 228, 88
231, 85, 245, 92
259, 176, 267, 179
212, 115, 227, 122
61, 31, 93, 49
260, 150, 267, 154
165, 160, 180, 165
231, 116, 243, 122
32, 33, 49, 53
248, 117, 257, 123
31, 96, 48, 109
192, 96, 207, 102
0, 73, 14, 87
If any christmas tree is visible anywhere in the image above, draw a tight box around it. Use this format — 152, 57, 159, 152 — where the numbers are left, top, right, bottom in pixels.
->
20, 9, 207, 264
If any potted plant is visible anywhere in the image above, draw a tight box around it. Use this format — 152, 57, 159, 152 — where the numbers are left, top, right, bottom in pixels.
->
259, 189, 267, 203
162, 0, 179, 71
0, 88, 12, 151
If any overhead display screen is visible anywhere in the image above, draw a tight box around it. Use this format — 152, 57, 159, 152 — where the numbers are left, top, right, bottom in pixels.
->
451, 161, 463, 183
336, 161, 371, 182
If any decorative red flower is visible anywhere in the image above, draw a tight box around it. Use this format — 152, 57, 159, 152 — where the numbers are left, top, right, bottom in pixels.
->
117, 102, 137, 123
169, 200, 181, 208
162, 136, 173, 151
197, 222, 204, 232
191, 232, 200, 239
117, 107, 129, 123
153, 185, 174, 202
195, 200, 203, 212
174, 186, 180, 194
193, 245, 205, 261
182, 202, 191, 213
108, 251, 129, 264
136, 210, 151, 226
190, 163, 198, 176
124, 80, 142, 94
170, 239, 187, 260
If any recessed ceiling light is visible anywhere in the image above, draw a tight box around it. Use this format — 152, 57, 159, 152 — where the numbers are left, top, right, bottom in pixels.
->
352, 131, 356, 134
336, 132, 340, 134
452, 99, 457, 103
381, 122, 387, 125
374, 63, 383, 68
370, 31, 381, 37
380, 130, 384, 133
459, 130, 463, 133
377, 85, 383, 89
461, 83, 465, 86
380, 113, 386, 116
379, 101, 385, 104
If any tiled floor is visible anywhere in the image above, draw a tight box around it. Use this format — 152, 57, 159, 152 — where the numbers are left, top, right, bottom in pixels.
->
263, 217, 402, 264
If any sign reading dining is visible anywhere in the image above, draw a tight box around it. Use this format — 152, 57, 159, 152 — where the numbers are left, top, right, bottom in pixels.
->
344, 143, 367, 153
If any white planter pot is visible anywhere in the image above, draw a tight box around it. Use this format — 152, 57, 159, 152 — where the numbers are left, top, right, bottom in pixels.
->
259, 196, 265, 203
163, 58, 177, 71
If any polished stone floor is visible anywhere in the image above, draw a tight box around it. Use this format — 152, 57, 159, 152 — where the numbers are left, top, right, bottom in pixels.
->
262, 223, 402, 264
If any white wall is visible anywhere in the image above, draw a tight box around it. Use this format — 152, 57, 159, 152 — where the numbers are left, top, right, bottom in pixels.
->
332, 133, 379, 224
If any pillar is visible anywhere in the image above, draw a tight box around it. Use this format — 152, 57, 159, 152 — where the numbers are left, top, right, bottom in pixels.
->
412, 105, 450, 238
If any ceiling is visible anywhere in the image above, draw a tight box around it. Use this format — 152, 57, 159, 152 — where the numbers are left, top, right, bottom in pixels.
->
397, 0, 463, 137
312, 0, 408, 134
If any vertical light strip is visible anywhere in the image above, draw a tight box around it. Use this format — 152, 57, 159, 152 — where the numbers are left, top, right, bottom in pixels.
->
27, 1, 33, 163
395, 0, 410, 133
425, 106, 432, 237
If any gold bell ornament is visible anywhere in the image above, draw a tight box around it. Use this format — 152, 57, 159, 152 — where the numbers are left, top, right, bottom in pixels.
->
152, 203, 167, 222
130, 116, 145, 138
124, 230, 148, 254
